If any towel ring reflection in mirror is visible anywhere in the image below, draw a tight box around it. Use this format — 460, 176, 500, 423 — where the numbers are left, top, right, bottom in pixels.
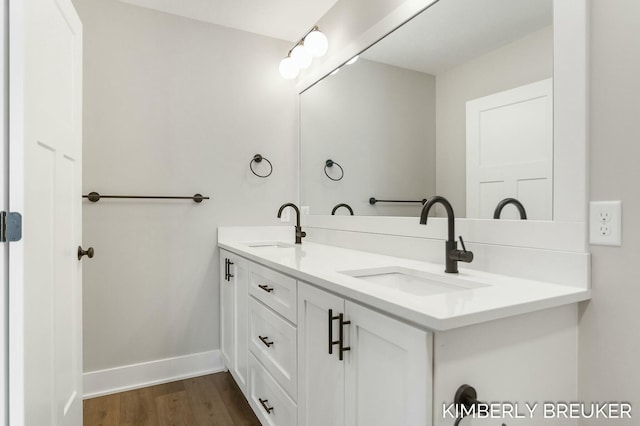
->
324, 159, 344, 181
250, 154, 273, 178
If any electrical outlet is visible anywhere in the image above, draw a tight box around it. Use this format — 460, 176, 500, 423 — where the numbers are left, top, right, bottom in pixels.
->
599, 210, 612, 223
599, 224, 611, 237
279, 208, 291, 223
590, 201, 622, 246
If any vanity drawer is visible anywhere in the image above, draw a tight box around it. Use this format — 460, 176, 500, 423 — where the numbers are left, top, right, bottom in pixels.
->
249, 262, 297, 324
249, 297, 297, 400
248, 353, 297, 426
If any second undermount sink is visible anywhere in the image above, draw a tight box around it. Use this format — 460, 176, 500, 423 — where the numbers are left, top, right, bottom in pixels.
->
244, 241, 295, 249
340, 266, 488, 296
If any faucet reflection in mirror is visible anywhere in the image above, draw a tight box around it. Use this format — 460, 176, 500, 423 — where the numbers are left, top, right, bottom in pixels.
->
277, 203, 306, 244
494, 198, 527, 220
420, 196, 474, 274
279, 27, 328, 80
331, 203, 354, 215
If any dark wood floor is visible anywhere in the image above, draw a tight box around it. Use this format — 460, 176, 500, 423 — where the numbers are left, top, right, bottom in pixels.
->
83, 372, 261, 426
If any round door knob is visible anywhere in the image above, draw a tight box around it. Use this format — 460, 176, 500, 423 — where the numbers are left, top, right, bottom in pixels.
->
78, 246, 95, 260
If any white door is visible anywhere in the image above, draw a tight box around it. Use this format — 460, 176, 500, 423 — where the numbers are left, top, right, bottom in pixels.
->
344, 301, 431, 426
466, 79, 553, 220
297, 282, 345, 426
9, 0, 84, 425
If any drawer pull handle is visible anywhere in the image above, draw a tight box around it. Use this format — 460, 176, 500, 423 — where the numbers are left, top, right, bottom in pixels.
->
259, 335, 274, 347
328, 309, 340, 355
258, 284, 274, 293
259, 398, 274, 414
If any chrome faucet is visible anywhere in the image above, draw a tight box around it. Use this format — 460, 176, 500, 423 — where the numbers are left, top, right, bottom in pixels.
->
277, 203, 306, 244
493, 198, 527, 220
419, 196, 473, 273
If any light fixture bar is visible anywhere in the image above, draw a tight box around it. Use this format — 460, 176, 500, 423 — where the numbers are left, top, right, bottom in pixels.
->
279, 26, 328, 79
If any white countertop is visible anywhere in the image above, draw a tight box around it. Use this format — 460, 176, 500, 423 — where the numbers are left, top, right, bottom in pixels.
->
218, 234, 590, 331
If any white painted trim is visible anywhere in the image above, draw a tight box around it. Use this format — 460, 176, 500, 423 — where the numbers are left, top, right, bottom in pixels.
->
1, 1, 8, 421
82, 350, 225, 399
297, 0, 589, 254
553, 0, 589, 227
8, 0, 26, 424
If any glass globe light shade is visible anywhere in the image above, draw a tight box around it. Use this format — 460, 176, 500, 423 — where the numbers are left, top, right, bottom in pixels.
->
304, 30, 329, 57
291, 44, 312, 69
279, 57, 299, 80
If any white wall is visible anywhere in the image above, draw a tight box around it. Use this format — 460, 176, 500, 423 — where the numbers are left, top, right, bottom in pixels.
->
74, 0, 298, 373
300, 58, 435, 216
435, 26, 553, 215
579, 0, 640, 422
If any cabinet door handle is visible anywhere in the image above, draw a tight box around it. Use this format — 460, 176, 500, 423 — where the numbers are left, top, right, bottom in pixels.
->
224, 258, 229, 281
328, 309, 340, 355
259, 335, 274, 347
227, 260, 234, 280
259, 398, 274, 414
338, 313, 351, 361
258, 284, 274, 293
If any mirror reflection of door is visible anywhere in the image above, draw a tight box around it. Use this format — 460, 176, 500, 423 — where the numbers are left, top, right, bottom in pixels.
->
466, 79, 553, 220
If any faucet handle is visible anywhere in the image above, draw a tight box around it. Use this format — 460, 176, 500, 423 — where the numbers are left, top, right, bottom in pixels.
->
458, 236, 467, 252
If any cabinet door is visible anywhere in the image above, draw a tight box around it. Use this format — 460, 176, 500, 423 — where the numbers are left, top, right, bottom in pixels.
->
220, 250, 249, 394
298, 282, 345, 426
220, 251, 234, 371
344, 301, 432, 426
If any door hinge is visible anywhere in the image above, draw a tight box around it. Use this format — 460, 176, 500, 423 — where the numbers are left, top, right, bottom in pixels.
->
1, 211, 22, 242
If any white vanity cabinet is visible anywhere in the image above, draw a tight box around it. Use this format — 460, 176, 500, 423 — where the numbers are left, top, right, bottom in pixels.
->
298, 282, 432, 426
220, 249, 249, 394
218, 241, 580, 426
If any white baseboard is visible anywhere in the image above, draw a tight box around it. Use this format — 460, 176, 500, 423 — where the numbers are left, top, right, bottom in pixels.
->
83, 350, 225, 399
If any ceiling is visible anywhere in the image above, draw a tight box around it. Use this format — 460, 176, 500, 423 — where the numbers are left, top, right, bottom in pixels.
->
362, 0, 553, 75
118, 0, 339, 42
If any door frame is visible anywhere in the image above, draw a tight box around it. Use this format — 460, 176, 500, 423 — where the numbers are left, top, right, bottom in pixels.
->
1, 0, 8, 423
7, 0, 25, 424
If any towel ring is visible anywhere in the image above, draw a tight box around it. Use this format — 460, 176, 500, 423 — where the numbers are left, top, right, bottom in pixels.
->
250, 154, 273, 178
324, 159, 344, 181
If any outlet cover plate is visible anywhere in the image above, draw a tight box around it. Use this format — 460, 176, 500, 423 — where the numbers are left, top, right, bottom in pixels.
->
589, 200, 622, 246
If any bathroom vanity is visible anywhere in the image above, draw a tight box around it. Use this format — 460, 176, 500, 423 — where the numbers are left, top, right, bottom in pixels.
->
219, 0, 590, 423
218, 227, 589, 426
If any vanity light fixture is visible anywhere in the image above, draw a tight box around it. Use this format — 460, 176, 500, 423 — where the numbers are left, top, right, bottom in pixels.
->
279, 26, 328, 80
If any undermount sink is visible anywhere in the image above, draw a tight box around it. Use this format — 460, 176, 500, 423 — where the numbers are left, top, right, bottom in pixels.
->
244, 241, 295, 249
340, 266, 488, 296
